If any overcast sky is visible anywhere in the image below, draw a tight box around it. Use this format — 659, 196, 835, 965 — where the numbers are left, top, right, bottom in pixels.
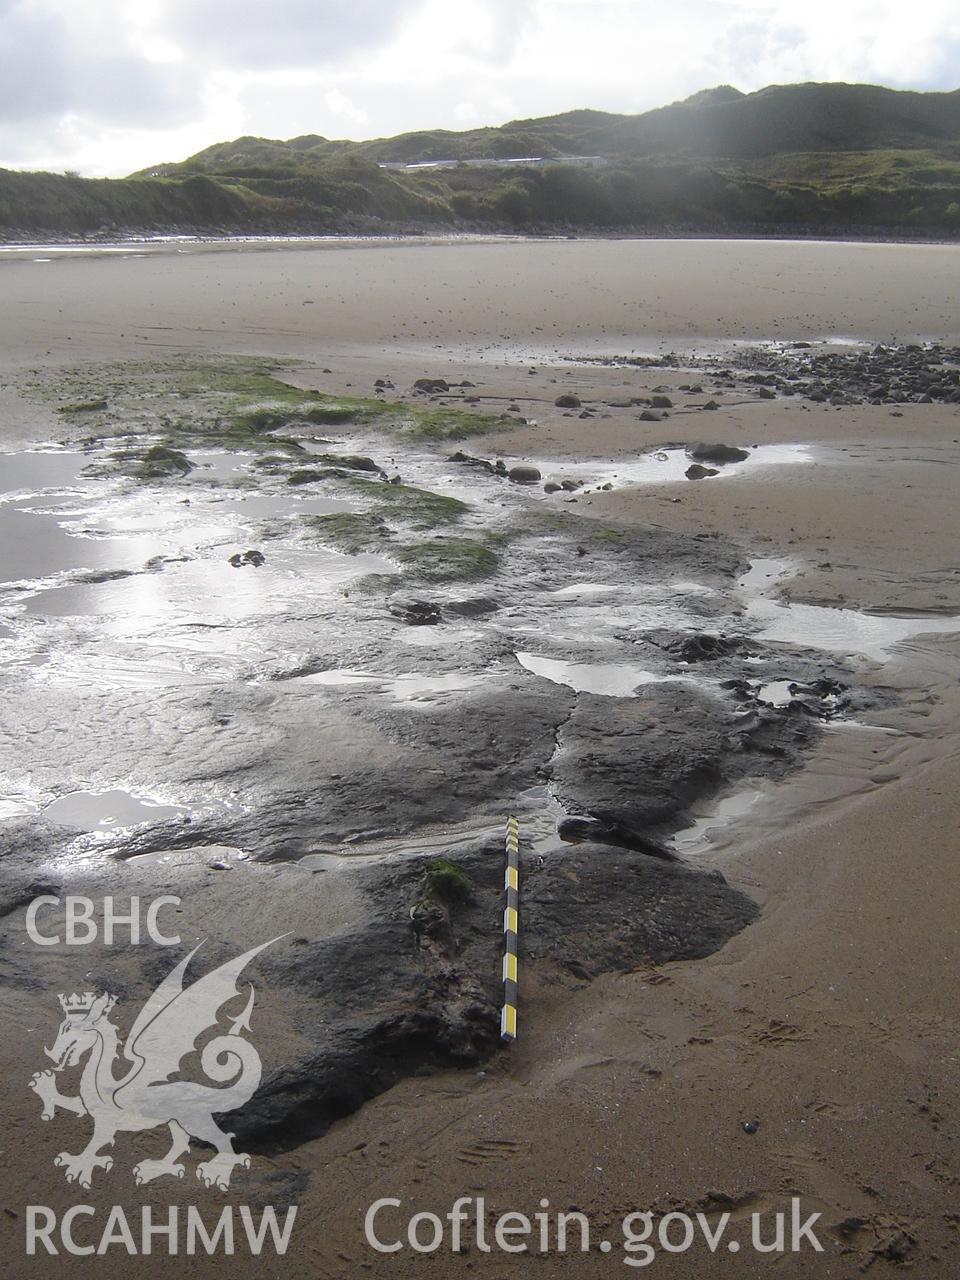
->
2, 0, 959, 176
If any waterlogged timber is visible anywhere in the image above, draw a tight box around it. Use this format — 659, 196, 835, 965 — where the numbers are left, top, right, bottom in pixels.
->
0, 349, 922, 1144
3, 236, 960, 1277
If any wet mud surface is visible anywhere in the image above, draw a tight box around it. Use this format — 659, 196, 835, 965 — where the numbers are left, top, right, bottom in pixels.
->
0, 352, 952, 1145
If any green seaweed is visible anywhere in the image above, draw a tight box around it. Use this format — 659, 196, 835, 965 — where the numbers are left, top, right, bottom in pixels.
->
424, 857, 473, 904
345, 478, 468, 529
393, 536, 498, 582
305, 512, 391, 554
57, 398, 108, 414
21, 355, 513, 455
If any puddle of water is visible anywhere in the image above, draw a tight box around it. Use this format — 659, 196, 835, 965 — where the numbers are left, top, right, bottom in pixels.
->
757, 679, 794, 706
397, 627, 484, 646
517, 652, 676, 696
0, 450, 90, 495
552, 583, 620, 599
125, 844, 247, 867
0, 502, 165, 585
740, 558, 960, 662
22, 547, 396, 621
297, 851, 351, 872
0, 451, 170, 585
300, 668, 487, 703
749, 598, 960, 662
533, 444, 813, 491
672, 788, 762, 853
35, 651, 231, 689
44, 789, 188, 831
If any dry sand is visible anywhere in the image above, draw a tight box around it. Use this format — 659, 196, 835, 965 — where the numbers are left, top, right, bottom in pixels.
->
1, 237, 959, 1277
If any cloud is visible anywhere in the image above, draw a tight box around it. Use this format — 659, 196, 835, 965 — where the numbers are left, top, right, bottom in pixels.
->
0, 0, 957, 176
0, 0, 198, 128
159, 0, 421, 70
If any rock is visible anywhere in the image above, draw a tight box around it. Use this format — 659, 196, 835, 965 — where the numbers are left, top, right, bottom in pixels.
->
444, 597, 499, 617
557, 816, 674, 860
508, 464, 541, 485
550, 684, 817, 847
757, 386, 776, 399
229, 836, 757, 1148
444, 597, 499, 618
638, 410, 662, 422
560, 479, 582, 491
448, 451, 496, 473
228, 549, 265, 568
138, 445, 193, 478
554, 394, 582, 408
413, 378, 449, 394
388, 600, 441, 626
688, 442, 750, 464
702, 399, 720, 411
543, 481, 561, 494
685, 463, 719, 479
650, 394, 673, 408
663, 633, 747, 663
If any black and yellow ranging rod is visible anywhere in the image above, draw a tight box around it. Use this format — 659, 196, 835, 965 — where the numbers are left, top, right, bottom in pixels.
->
500, 815, 520, 1041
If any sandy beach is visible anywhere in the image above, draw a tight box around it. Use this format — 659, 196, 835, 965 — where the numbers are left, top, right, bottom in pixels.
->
1, 237, 959, 1278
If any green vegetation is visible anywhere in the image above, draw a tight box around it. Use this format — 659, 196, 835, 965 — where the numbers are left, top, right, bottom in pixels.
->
423, 858, 473, 904
4, 83, 960, 237
304, 512, 390, 554
19, 356, 510, 468
57, 398, 108, 414
138, 444, 192, 478
344, 478, 468, 529
393, 536, 498, 582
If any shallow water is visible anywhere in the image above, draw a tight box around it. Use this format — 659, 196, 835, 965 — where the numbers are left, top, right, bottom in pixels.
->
22, 546, 395, 621
43, 788, 188, 831
300, 668, 488, 703
517, 652, 683, 696
739, 558, 960, 661
1, 425, 955, 862
547, 443, 814, 490
671, 787, 764, 853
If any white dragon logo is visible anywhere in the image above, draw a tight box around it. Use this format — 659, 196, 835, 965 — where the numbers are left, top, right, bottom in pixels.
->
28, 938, 280, 1191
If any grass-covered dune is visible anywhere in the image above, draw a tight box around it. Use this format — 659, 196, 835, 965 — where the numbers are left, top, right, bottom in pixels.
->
3, 82, 960, 239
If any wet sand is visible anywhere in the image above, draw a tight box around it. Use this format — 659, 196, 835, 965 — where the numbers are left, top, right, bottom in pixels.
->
1, 238, 960, 1277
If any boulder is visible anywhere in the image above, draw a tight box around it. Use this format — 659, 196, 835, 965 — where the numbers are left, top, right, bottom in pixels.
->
554, 393, 582, 408
508, 464, 541, 485
389, 600, 441, 626
687, 442, 750, 464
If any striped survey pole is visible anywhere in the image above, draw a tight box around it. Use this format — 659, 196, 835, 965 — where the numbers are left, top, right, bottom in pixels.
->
500, 815, 520, 1041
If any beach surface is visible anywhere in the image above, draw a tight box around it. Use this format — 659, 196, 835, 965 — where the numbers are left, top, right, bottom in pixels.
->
1, 237, 958, 1277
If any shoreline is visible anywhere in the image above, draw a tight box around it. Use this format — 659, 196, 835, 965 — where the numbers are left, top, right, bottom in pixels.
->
3, 229, 960, 254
